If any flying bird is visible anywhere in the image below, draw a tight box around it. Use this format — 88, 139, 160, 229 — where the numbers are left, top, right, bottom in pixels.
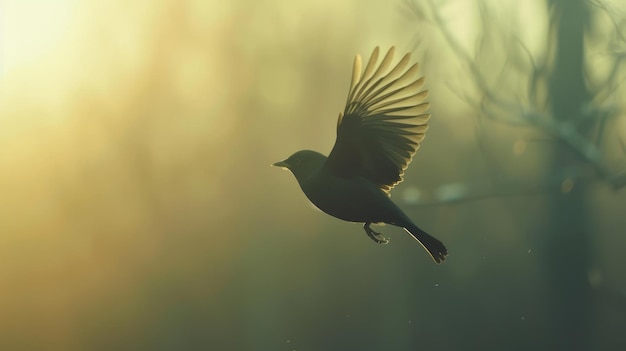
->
273, 47, 447, 263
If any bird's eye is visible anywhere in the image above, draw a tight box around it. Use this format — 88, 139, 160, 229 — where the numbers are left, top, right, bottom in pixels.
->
292, 157, 301, 165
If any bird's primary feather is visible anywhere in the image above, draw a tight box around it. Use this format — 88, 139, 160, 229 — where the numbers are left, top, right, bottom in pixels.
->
326, 46, 430, 194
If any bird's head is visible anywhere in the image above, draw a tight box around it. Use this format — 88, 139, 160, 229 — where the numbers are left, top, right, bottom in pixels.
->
272, 150, 327, 182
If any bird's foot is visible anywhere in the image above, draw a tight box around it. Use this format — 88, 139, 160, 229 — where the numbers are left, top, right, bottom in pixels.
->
364, 223, 389, 244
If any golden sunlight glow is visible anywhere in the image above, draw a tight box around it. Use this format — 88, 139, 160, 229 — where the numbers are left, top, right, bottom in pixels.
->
1, 1, 75, 77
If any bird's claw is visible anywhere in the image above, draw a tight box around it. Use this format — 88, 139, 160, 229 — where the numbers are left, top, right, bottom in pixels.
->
364, 223, 389, 245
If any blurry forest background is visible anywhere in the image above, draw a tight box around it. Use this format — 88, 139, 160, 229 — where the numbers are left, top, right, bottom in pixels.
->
1, 0, 626, 350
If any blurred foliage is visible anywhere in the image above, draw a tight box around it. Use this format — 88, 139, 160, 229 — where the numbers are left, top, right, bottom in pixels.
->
0, 0, 625, 350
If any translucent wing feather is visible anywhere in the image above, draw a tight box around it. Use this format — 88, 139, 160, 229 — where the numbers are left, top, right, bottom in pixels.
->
325, 47, 430, 193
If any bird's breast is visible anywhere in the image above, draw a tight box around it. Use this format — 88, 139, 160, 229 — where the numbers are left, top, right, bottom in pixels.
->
299, 169, 397, 223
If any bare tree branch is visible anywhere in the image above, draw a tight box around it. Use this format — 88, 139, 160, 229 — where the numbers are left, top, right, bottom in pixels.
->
404, 0, 626, 202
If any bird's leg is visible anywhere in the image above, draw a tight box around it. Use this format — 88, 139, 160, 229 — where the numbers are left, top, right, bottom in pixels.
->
363, 222, 389, 244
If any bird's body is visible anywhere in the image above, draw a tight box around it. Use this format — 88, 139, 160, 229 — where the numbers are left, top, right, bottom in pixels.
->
293, 151, 405, 224
274, 47, 448, 263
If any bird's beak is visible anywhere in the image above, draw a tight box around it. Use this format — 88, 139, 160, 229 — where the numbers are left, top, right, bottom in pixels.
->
272, 160, 289, 169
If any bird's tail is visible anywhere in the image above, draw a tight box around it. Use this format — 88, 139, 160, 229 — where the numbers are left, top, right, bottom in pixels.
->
405, 223, 448, 264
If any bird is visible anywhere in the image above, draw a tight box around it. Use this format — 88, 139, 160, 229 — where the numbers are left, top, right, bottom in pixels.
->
273, 47, 447, 263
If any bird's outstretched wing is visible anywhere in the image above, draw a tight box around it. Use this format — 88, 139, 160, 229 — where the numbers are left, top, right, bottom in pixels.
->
324, 47, 430, 193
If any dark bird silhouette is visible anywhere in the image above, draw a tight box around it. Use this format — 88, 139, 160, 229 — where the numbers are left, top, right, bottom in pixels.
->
273, 47, 447, 263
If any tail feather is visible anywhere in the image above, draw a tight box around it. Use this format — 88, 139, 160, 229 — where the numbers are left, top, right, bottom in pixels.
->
404, 224, 448, 264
